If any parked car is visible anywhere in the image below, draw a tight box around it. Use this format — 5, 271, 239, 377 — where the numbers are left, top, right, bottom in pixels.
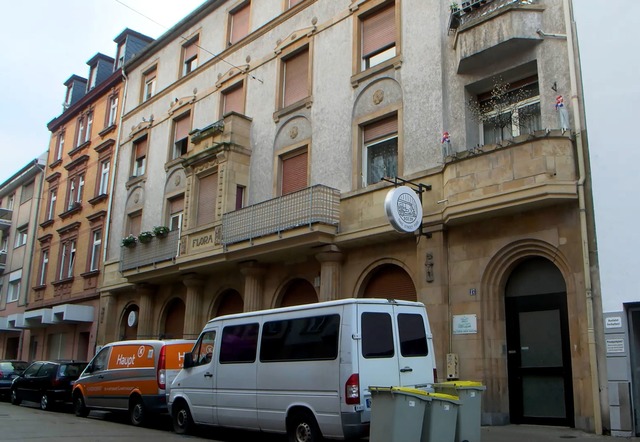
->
0, 360, 28, 399
11, 360, 87, 410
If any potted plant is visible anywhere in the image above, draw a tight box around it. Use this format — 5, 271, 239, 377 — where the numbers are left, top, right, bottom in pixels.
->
153, 226, 170, 238
121, 234, 137, 248
138, 231, 154, 244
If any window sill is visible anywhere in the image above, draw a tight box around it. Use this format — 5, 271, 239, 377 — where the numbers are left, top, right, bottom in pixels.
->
69, 141, 91, 157
33, 284, 46, 292
60, 203, 82, 219
52, 277, 74, 287
350, 55, 402, 88
99, 124, 116, 138
88, 194, 108, 205
39, 219, 54, 229
126, 175, 146, 189
81, 270, 100, 279
49, 159, 62, 169
273, 96, 313, 123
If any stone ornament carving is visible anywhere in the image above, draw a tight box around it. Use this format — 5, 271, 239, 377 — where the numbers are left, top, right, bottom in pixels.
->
175, 174, 181, 186
289, 126, 299, 139
373, 89, 384, 105
425, 252, 434, 283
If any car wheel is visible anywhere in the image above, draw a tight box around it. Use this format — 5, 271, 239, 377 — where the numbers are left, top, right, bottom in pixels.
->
287, 410, 323, 442
40, 393, 51, 411
129, 397, 146, 427
172, 400, 193, 435
10, 389, 21, 406
74, 394, 89, 417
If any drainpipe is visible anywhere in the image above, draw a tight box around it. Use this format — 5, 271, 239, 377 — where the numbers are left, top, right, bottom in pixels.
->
564, 0, 603, 434
103, 66, 128, 264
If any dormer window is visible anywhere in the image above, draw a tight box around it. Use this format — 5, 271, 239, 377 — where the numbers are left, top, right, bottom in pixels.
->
88, 67, 97, 91
64, 85, 73, 108
116, 42, 126, 69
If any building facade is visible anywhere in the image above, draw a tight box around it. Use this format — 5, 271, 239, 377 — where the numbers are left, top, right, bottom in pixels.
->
99, 0, 606, 433
23, 30, 153, 362
0, 156, 46, 360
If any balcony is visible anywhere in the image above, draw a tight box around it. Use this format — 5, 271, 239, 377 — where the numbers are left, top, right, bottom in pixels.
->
0, 250, 6, 273
120, 229, 180, 272
451, 0, 543, 74
0, 208, 12, 231
222, 185, 340, 246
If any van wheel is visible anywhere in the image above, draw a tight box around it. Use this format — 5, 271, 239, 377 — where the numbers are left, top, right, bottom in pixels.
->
74, 394, 89, 417
130, 397, 146, 427
173, 401, 193, 435
288, 411, 323, 442
40, 393, 51, 411
10, 389, 20, 406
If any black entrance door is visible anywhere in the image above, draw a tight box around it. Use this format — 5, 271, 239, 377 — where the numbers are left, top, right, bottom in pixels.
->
506, 292, 574, 426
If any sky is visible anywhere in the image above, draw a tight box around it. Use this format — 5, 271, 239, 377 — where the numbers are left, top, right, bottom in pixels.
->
0, 1, 636, 312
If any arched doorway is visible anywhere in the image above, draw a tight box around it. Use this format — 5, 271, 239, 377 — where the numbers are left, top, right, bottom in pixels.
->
121, 304, 139, 340
505, 257, 574, 426
280, 279, 318, 307
362, 264, 416, 301
215, 289, 244, 317
163, 298, 185, 339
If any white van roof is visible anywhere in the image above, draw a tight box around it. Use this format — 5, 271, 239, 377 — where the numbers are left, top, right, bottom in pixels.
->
205, 298, 426, 325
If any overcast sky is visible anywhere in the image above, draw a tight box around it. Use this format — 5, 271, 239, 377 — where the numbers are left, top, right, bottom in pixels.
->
0, 1, 636, 312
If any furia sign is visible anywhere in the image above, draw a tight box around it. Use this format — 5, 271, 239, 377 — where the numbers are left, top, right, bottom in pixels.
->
384, 186, 423, 233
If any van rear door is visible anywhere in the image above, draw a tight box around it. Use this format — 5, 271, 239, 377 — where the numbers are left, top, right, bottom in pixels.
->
394, 304, 433, 387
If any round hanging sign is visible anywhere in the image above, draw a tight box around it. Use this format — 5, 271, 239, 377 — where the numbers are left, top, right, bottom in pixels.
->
127, 310, 138, 327
384, 186, 423, 233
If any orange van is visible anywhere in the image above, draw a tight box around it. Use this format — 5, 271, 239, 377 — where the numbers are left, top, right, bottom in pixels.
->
72, 339, 194, 426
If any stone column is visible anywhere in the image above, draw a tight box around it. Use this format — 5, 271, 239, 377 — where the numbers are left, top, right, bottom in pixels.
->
182, 274, 205, 339
136, 283, 155, 339
240, 261, 266, 312
315, 245, 343, 302
98, 291, 118, 345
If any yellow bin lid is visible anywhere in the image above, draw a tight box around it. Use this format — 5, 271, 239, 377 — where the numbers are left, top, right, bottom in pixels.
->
435, 380, 486, 390
373, 387, 460, 402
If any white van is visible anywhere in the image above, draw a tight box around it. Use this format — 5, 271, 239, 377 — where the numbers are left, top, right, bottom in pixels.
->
168, 298, 436, 440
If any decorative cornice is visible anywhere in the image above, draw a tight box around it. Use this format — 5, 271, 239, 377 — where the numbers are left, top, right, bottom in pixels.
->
64, 154, 90, 172
56, 221, 81, 236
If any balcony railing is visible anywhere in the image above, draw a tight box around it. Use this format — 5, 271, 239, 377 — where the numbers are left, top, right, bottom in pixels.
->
0, 251, 6, 272
120, 229, 180, 272
222, 185, 340, 246
0, 208, 12, 231
450, 0, 537, 32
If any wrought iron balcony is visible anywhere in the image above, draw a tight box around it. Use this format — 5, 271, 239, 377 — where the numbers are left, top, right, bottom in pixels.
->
222, 185, 340, 246
120, 229, 180, 272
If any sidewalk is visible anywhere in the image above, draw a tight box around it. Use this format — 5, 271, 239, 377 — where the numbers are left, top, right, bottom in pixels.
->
482, 425, 640, 442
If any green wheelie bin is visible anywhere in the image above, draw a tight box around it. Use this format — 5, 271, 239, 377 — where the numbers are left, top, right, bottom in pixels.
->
433, 381, 486, 442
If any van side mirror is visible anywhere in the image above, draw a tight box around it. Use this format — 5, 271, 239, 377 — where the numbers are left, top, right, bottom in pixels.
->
183, 352, 194, 369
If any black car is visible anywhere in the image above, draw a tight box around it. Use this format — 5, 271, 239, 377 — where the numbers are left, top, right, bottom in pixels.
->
0, 360, 28, 399
10, 360, 87, 410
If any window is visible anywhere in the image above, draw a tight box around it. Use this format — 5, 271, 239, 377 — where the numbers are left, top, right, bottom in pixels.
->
260, 315, 340, 362
98, 160, 110, 195
362, 312, 394, 358
88, 67, 97, 91
64, 85, 73, 107
7, 194, 14, 210
281, 47, 309, 108
235, 186, 245, 211
7, 270, 22, 303
47, 190, 57, 220
476, 77, 541, 145
360, 2, 396, 70
196, 173, 218, 226
132, 137, 147, 177
127, 213, 142, 237
172, 115, 191, 159
38, 250, 49, 286
20, 181, 34, 204
398, 313, 428, 357
190, 331, 216, 367
87, 347, 109, 373
219, 323, 259, 363
143, 67, 157, 101
229, 2, 250, 45
182, 39, 198, 76
67, 174, 84, 209
76, 117, 86, 147
58, 240, 76, 280
54, 132, 64, 161
362, 115, 398, 186
1, 237, 8, 252
280, 148, 308, 195
84, 113, 93, 143
89, 230, 102, 272
14, 226, 27, 248
222, 82, 245, 116
116, 43, 126, 69
107, 96, 118, 127
169, 196, 184, 231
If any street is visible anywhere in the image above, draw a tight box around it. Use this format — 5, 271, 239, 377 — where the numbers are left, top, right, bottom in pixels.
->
1, 400, 638, 442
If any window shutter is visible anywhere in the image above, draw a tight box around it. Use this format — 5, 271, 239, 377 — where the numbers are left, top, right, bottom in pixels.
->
281, 150, 308, 195
135, 138, 147, 159
363, 265, 416, 302
174, 116, 190, 142
362, 3, 396, 57
223, 83, 245, 115
283, 49, 309, 108
184, 41, 198, 61
230, 4, 250, 44
364, 115, 398, 143
280, 279, 318, 307
169, 196, 184, 215
129, 214, 142, 236
197, 173, 218, 226
216, 290, 244, 317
